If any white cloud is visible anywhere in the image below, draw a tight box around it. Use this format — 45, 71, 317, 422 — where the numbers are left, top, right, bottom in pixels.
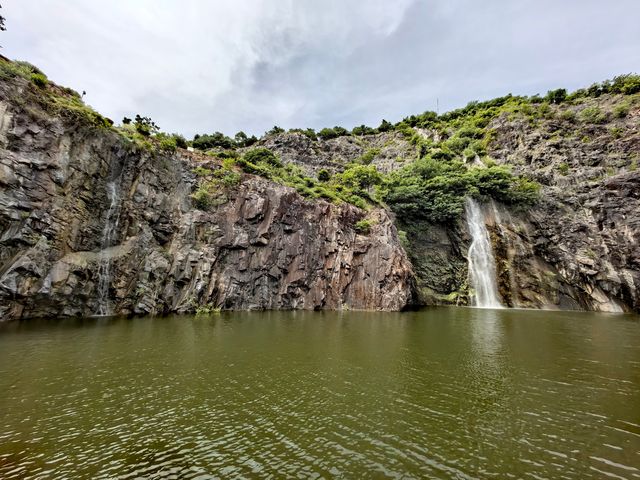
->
2, 0, 639, 137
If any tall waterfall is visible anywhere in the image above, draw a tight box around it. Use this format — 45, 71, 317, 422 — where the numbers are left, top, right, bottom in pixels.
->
95, 179, 122, 316
465, 198, 503, 308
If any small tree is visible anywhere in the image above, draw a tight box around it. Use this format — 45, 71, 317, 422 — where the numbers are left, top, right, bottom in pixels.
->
352, 124, 376, 136
234, 131, 248, 146
0, 4, 6, 32
266, 125, 284, 136
318, 127, 337, 140
134, 114, 159, 136
378, 119, 393, 132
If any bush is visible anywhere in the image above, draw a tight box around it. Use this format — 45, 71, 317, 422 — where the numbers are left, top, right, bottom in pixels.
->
580, 106, 607, 124
192, 131, 234, 150
318, 126, 349, 140
172, 134, 188, 149
336, 164, 382, 191
358, 148, 380, 165
351, 124, 376, 136
192, 185, 213, 210
266, 125, 284, 136
354, 219, 373, 234
30, 73, 48, 88
610, 74, 640, 95
243, 148, 282, 168
159, 136, 177, 152
378, 119, 393, 132
134, 114, 159, 136
545, 88, 567, 104
613, 102, 630, 118
318, 127, 338, 140
317, 169, 331, 182
384, 158, 539, 223
558, 162, 569, 175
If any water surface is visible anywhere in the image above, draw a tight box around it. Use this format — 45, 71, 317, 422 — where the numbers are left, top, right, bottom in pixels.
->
1, 308, 639, 478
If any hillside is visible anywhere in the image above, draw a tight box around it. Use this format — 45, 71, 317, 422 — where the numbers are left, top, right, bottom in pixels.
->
0, 58, 638, 318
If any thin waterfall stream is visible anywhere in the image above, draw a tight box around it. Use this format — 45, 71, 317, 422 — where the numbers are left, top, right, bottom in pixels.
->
95, 178, 123, 316
465, 197, 503, 308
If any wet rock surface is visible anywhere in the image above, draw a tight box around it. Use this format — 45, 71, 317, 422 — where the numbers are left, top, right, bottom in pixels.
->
1, 75, 638, 318
0, 79, 414, 320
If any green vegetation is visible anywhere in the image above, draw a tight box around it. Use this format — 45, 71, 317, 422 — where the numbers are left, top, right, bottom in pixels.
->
132, 114, 159, 136
558, 162, 569, 175
317, 169, 331, 182
195, 304, 221, 315
193, 131, 234, 150
191, 158, 241, 210
545, 88, 567, 104
613, 101, 630, 118
382, 157, 539, 222
0, 59, 118, 130
5, 58, 639, 224
228, 145, 537, 221
568, 74, 640, 99
357, 148, 380, 165
287, 128, 317, 140
30, 73, 48, 88
580, 106, 607, 124
354, 219, 374, 234
232, 148, 383, 209
266, 125, 285, 136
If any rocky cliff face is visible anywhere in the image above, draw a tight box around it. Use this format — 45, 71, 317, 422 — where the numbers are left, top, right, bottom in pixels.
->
399, 96, 640, 313
1, 69, 639, 319
0, 76, 415, 320
486, 99, 640, 312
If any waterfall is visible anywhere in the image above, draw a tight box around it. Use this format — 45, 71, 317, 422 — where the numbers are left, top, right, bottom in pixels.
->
95, 179, 123, 316
465, 198, 503, 308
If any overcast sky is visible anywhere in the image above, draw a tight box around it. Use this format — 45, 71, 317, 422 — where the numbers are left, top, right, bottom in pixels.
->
3, 1, 640, 137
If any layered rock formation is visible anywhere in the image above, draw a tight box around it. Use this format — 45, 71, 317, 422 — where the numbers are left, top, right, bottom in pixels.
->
0, 76, 414, 320
1, 67, 639, 319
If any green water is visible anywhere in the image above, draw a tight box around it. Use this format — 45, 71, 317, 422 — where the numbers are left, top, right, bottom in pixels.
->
0, 308, 639, 479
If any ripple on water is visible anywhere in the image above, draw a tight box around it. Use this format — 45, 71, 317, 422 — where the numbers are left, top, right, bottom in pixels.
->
0, 309, 639, 478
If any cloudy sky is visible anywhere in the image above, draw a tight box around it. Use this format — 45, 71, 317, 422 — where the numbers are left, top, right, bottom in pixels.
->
3, 1, 640, 137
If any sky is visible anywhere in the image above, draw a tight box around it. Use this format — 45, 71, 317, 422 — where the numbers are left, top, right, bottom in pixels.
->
2, 0, 640, 138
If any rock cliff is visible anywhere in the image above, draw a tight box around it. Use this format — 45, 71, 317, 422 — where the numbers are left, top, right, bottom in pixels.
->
0, 75, 415, 320
1, 64, 639, 319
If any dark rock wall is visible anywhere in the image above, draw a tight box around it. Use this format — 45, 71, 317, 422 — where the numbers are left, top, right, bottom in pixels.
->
0, 80, 415, 320
1, 76, 638, 319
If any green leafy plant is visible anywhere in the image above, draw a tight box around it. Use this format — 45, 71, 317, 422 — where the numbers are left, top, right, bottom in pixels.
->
580, 106, 606, 124
30, 73, 48, 88
354, 219, 374, 234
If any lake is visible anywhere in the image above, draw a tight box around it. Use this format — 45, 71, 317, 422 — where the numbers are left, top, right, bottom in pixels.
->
0, 308, 639, 479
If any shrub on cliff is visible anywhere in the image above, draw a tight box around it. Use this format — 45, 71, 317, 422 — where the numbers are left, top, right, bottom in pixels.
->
378, 119, 393, 132
354, 219, 374, 234
266, 125, 285, 136
352, 124, 376, 136
234, 131, 258, 147
383, 157, 539, 223
193, 131, 234, 150
243, 148, 282, 168
580, 106, 607, 124
318, 126, 349, 140
317, 169, 331, 182
317, 128, 338, 140
545, 88, 567, 104
30, 73, 48, 88
134, 115, 159, 136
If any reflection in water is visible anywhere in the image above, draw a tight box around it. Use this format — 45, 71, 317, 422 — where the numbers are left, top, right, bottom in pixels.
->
0, 308, 639, 478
